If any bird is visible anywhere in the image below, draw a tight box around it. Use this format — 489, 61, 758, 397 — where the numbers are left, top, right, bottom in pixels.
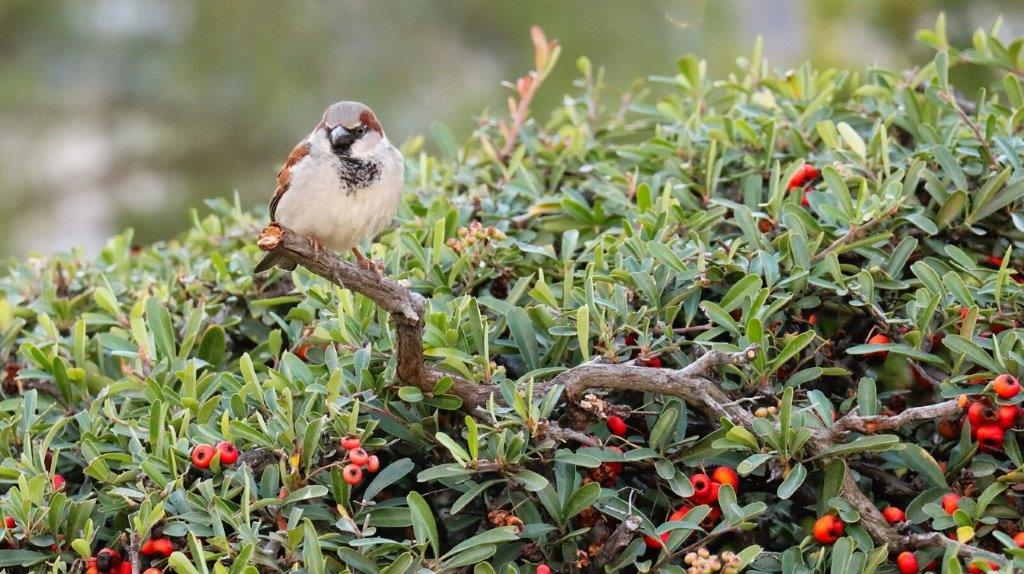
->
254, 101, 404, 274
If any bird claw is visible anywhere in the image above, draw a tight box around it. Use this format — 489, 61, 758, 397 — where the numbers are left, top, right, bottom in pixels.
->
308, 236, 325, 259
352, 248, 384, 278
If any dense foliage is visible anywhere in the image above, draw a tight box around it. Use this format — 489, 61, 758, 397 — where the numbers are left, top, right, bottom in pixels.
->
2, 16, 1024, 574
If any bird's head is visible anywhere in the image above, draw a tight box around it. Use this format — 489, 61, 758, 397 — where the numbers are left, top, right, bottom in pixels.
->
318, 101, 387, 159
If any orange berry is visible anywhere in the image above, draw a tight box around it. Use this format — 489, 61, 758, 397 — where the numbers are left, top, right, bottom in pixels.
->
1013, 531, 1024, 548
51, 474, 65, 490
940, 493, 960, 515
366, 455, 380, 473
343, 463, 363, 485
191, 444, 216, 469
349, 448, 369, 466
340, 436, 361, 451
812, 515, 844, 544
865, 334, 891, 360
711, 466, 739, 492
881, 506, 905, 525
993, 374, 1021, 399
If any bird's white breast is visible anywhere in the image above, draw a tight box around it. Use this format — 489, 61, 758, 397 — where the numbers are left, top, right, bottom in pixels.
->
274, 143, 404, 252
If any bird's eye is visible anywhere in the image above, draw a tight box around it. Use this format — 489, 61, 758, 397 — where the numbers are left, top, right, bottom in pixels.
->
351, 125, 367, 137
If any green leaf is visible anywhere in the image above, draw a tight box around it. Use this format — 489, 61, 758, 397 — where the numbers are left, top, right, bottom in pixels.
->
515, 469, 549, 492
407, 491, 440, 558
649, 404, 680, 451
0, 550, 47, 567
302, 519, 326, 574
443, 527, 518, 558
777, 463, 806, 500
899, 444, 947, 489
506, 307, 540, 371
363, 458, 415, 502
563, 482, 601, 521
815, 435, 901, 459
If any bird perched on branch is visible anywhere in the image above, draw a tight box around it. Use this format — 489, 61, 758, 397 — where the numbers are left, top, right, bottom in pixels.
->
254, 101, 404, 274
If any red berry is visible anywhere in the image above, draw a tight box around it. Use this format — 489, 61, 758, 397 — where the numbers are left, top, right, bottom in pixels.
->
117, 562, 133, 574
640, 356, 663, 368
940, 493, 960, 515
993, 374, 1021, 399
881, 506, 905, 525
643, 506, 691, 550
1013, 531, 1024, 548
984, 256, 1004, 268
967, 401, 998, 428
689, 473, 718, 505
997, 404, 1018, 429
96, 548, 123, 571
865, 334, 891, 360
343, 463, 363, 485
140, 539, 156, 556
156, 538, 174, 557
643, 534, 664, 549
366, 455, 380, 473
51, 474, 65, 491
143, 569, 163, 574
191, 444, 216, 469
536, 566, 552, 574
216, 441, 239, 465
294, 344, 311, 361
606, 416, 628, 437
2, 516, 13, 529
896, 551, 919, 574
340, 436, 361, 451
711, 466, 739, 492
812, 515, 844, 545
349, 448, 370, 466
976, 424, 1005, 452
787, 163, 820, 190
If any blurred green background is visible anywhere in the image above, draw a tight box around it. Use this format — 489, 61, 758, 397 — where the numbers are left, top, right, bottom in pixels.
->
0, 0, 1020, 256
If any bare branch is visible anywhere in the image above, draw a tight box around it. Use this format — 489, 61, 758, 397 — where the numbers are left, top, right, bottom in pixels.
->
834, 400, 962, 434
590, 514, 641, 573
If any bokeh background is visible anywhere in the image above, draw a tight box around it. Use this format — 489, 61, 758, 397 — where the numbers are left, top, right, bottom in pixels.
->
0, 0, 1021, 256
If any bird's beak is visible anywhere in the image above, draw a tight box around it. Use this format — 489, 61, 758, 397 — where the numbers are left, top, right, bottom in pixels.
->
330, 125, 356, 149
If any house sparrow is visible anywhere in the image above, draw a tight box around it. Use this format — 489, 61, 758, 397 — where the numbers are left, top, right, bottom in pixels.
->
254, 101, 404, 273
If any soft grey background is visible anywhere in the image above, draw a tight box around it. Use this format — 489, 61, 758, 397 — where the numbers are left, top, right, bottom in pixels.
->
0, 0, 1020, 256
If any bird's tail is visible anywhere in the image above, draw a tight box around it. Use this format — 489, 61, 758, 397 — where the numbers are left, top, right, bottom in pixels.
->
254, 252, 297, 274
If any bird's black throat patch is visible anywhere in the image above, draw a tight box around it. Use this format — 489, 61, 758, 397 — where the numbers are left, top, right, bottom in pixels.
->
335, 156, 381, 195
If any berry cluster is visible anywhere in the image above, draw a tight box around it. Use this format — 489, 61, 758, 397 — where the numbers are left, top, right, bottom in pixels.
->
84, 547, 163, 574
643, 467, 739, 549
339, 436, 381, 485
961, 374, 1020, 454
190, 440, 239, 469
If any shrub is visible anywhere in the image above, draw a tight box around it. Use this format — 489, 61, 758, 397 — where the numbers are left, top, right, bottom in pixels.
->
2, 15, 1024, 574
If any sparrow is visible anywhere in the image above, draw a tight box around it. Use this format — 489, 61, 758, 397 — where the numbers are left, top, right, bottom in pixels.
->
254, 100, 404, 274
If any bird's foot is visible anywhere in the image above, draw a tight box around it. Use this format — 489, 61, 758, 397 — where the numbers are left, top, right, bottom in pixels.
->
308, 236, 325, 259
351, 248, 384, 278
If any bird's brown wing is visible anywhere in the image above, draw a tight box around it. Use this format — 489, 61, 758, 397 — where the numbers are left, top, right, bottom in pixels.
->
269, 142, 311, 220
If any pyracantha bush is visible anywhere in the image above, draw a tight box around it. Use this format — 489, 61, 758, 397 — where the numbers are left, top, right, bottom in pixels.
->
1, 15, 1024, 574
